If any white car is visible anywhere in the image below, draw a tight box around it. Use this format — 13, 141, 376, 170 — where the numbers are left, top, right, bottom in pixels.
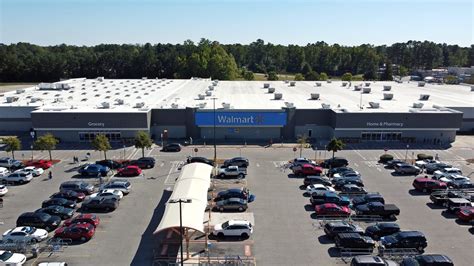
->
433, 168, 462, 180
212, 220, 253, 237
2, 226, 49, 243
0, 185, 8, 196
415, 159, 439, 168
90, 189, 124, 200
15, 166, 44, 177
1, 171, 33, 184
38, 263, 67, 266
101, 180, 131, 195
0, 250, 27, 265
333, 171, 360, 178
0, 167, 10, 178
439, 174, 470, 184
306, 184, 335, 194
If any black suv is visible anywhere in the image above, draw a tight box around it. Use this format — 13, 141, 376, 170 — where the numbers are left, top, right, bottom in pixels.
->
82, 197, 120, 212
304, 176, 332, 186
16, 212, 61, 231
364, 222, 401, 240
95, 160, 123, 169
223, 157, 249, 168
186, 156, 214, 166
60, 181, 95, 195
321, 157, 348, 168
401, 254, 454, 266
162, 143, 182, 152
352, 193, 385, 207
128, 157, 155, 169
328, 167, 354, 177
380, 231, 427, 252
324, 221, 363, 238
334, 233, 376, 250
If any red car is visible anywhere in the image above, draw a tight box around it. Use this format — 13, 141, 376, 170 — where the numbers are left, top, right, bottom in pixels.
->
50, 190, 86, 202
117, 165, 142, 177
54, 223, 95, 241
25, 160, 52, 169
314, 203, 351, 217
412, 178, 447, 192
457, 207, 474, 222
293, 164, 323, 176
64, 214, 101, 227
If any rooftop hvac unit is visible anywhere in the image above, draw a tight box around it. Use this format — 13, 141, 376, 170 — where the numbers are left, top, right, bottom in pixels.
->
413, 102, 424, 108
284, 80, 289, 84
198, 94, 205, 100
369, 102, 380, 108
342, 82, 347, 86
205, 90, 212, 96
142, 77, 147, 80
418, 81, 426, 87
268, 87, 275, 93
208, 85, 214, 91
310, 93, 320, 100
135, 102, 145, 108
198, 103, 207, 109
419, 94, 430, 101
274, 93, 283, 100
97, 77, 104, 82
116, 99, 124, 105
263, 83, 270, 88
284, 102, 294, 108
362, 87, 371, 93
222, 102, 231, 109
6, 96, 19, 103
212, 81, 218, 86
471, 86, 474, 91
290, 81, 296, 86
327, 80, 332, 83
383, 93, 393, 100
16, 89, 25, 94
365, 82, 371, 87
171, 103, 179, 109
321, 103, 331, 109
354, 85, 361, 91
383, 85, 392, 91
30, 97, 40, 103
315, 82, 322, 87
101, 102, 110, 109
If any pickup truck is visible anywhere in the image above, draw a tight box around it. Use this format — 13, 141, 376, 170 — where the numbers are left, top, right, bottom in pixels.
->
217, 166, 247, 179
292, 164, 323, 176
430, 191, 465, 206
354, 202, 400, 219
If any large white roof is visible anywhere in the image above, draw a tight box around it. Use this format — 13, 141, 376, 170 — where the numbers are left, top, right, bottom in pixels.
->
0, 78, 472, 113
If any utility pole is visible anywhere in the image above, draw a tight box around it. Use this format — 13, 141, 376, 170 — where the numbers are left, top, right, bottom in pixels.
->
169, 198, 192, 266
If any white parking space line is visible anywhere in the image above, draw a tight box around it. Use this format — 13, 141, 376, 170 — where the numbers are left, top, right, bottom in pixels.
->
256, 163, 260, 167
353, 163, 359, 167
351, 149, 367, 161
164, 161, 181, 186
146, 146, 154, 157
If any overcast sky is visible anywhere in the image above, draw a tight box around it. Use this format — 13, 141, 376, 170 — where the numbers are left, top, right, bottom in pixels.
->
1, 0, 472, 46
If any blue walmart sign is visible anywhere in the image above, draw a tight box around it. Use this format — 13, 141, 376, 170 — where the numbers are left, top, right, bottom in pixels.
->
195, 112, 287, 126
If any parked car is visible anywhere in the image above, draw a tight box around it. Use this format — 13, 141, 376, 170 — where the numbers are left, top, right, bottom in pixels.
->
2, 226, 48, 243
214, 188, 255, 202
116, 165, 142, 177
306, 184, 335, 194
95, 160, 123, 169
351, 256, 397, 266
0, 250, 27, 265
24, 160, 52, 169
352, 193, 385, 207
456, 206, 474, 222
0, 157, 24, 169
332, 175, 362, 184
412, 178, 447, 193
400, 254, 453, 266
1, 171, 33, 184
54, 223, 95, 242
0, 184, 8, 196
186, 156, 214, 166
415, 159, 439, 168
50, 190, 86, 202
0, 167, 10, 178
438, 174, 470, 184
212, 220, 253, 238
429, 191, 464, 206
15, 166, 44, 177
328, 167, 355, 177
16, 212, 61, 231
101, 180, 131, 195
321, 157, 348, 168
41, 198, 76, 209
90, 189, 123, 200
386, 159, 406, 169
214, 198, 248, 212
303, 175, 332, 186
291, 157, 316, 167
323, 221, 363, 238
223, 157, 249, 168
354, 202, 400, 219
292, 164, 323, 176
364, 222, 401, 240
64, 214, 100, 227
334, 178, 364, 189
339, 184, 367, 194
35, 206, 74, 220
60, 181, 95, 195
333, 171, 360, 179
425, 162, 452, 174
310, 191, 350, 206
314, 203, 351, 217
78, 164, 110, 177
334, 233, 376, 250
217, 166, 247, 179
81, 197, 119, 212
162, 143, 182, 152
394, 163, 421, 175
449, 179, 474, 189
128, 157, 155, 169
433, 168, 462, 180
445, 198, 472, 213
380, 231, 427, 252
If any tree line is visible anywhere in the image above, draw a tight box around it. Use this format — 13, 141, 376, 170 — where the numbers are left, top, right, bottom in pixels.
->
0, 39, 472, 82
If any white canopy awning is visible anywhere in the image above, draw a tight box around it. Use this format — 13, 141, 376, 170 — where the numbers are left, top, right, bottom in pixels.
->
155, 162, 213, 234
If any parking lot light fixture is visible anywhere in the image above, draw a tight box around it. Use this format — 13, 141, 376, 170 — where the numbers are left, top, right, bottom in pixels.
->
169, 198, 192, 266
405, 144, 409, 162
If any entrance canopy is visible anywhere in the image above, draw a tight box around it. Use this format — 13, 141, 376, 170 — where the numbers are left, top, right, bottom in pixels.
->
155, 162, 213, 234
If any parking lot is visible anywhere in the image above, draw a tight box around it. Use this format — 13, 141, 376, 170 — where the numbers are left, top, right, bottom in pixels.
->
0, 136, 473, 265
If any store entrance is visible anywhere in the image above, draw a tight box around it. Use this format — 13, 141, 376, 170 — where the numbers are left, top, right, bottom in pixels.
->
361, 132, 402, 142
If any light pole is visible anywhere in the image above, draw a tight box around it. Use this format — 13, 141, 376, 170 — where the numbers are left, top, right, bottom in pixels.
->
211, 97, 218, 165
30, 145, 34, 161
359, 90, 363, 110
405, 144, 409, 162
169, 198, 192, 266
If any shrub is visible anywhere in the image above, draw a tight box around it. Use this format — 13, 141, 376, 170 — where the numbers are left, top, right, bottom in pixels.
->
379, 154, 394, 163
417, 153, 433, 160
